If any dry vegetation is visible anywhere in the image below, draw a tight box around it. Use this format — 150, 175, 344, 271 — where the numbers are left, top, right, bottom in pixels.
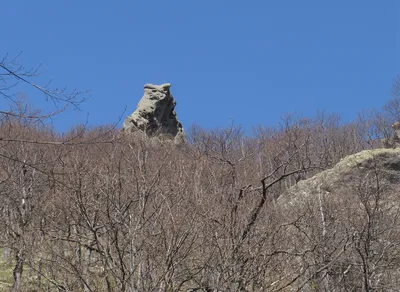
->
1, 57, 400, 291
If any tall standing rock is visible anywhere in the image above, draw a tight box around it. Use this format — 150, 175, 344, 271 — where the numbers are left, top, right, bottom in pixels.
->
123, 83, 185, 142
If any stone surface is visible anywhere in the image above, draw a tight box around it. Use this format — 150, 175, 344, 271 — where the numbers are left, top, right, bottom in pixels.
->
123, 83, 185, 143
275, 148, 400, 290
281, 148, 400, 204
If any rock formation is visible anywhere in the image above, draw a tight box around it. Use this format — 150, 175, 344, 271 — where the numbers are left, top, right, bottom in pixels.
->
276, 148, 400, 290
123, 83, 185, 143
282, 148, 400, 203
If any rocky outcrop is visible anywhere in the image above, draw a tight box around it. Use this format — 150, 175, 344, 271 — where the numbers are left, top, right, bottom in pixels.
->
275, 148, 400, 290
123, 83, 185, 143
282, 148, 400, 203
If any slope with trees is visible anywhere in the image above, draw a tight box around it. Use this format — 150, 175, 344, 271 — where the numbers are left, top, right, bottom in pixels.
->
1, 56, 400, 291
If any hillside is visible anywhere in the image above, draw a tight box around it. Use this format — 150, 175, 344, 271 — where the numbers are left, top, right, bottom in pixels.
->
278, 148, 400, 291
1, 107, 400, 291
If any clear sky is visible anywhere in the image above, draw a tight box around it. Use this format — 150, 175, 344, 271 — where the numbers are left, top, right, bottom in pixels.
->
2, 1, 399, 132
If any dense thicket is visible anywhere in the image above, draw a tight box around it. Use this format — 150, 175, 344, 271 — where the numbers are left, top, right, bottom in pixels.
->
1, 57, 400, 290
0, 99, 399, 291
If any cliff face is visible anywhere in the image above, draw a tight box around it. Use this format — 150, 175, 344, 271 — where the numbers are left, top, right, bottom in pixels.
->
123, 83, 185, 143
275, 148, 400, 290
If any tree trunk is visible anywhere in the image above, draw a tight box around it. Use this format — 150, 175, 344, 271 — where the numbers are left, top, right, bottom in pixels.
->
11, 251, 24, 292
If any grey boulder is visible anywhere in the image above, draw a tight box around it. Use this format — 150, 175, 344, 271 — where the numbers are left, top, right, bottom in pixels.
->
123, 83, 185, 143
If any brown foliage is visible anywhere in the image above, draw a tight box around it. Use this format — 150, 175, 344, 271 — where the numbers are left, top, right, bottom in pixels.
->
2, 106, 399, 291
1, 58, 400, 290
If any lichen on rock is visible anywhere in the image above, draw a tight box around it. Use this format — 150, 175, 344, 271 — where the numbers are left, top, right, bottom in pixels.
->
281, 147, 400, 203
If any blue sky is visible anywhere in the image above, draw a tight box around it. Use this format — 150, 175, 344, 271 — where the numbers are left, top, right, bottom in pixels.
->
1, 1, 399, 132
